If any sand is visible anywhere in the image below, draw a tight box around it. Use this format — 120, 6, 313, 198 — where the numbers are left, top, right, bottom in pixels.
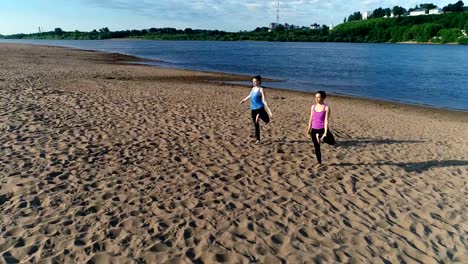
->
0, 43, 467, 263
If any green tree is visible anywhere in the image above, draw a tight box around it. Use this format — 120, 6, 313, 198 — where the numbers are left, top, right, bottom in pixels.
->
458, 36, 468, 44
419, 3, 438, 10
390, 26, 406, 42
437, 28, 462, 42
348, 11, 362, 21
408, 4, 434, 12
423, 23, 443, 40
403, 26, 416, 40
368, 28, 389, 42
411, 23, 443, 42
253, 27, 268, 33
454, 0, 464, 11
370, 7, 386, 18
54, 28, 63, 34
443, 1, 464, 12
408, 5, 421, 12
275, 24, 285, 32
384, 8, 391, 17
392, 6, 407, 16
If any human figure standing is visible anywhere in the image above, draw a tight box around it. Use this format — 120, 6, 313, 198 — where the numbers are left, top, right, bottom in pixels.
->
239, 75, 272, 144
307, 91, 330, 168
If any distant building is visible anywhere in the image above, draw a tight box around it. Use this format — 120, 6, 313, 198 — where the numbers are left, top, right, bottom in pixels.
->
429, 8, 442, 15
268, 22, 299, 31
284, 23, 299, 30
269, 23, 279, 30
310, 23, 321, 30
362, 11, 372, 20
410, 9, 427, 16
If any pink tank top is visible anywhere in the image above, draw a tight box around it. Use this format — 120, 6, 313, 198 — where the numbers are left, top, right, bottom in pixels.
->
311, 104, 327, 129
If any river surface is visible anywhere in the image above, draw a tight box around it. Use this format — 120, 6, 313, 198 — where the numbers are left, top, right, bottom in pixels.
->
2, 39, 467, 111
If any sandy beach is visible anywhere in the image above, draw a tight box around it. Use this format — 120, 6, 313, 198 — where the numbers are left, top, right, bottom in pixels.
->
0, 43, 467, 263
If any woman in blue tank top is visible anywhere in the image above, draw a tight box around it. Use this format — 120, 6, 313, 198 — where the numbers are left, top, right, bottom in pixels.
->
239, 75, 273, 144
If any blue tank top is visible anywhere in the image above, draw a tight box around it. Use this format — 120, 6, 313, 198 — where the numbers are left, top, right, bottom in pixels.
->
250, 87, 264, 110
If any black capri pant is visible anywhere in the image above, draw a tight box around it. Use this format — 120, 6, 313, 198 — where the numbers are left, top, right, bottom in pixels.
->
251, 107, 270, 140
311, 128, 325, 164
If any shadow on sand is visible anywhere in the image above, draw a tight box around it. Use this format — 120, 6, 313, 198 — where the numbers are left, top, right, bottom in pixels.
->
273, 138, 424, 147
273, 140, 311, 144
333, 160, 468, 173
338, 138, 424, 147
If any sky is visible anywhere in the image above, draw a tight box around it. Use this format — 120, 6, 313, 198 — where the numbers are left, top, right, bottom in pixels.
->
0, 0, 458, 34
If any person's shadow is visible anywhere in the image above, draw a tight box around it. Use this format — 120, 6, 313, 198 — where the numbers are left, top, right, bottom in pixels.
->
333, 160, 468, 173
273, 140, 310, 144
273, 137, 467, 173
274, 136, 425, 146
337, 138, 424, 147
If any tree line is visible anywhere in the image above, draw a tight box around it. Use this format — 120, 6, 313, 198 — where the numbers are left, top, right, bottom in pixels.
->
346, 1, 466, 22
0, 25, 331, 42
1, 1, 466, 44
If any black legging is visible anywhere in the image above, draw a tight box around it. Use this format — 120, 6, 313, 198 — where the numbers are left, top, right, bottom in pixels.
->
311, 128, 325, 164
251, 107, 270, 140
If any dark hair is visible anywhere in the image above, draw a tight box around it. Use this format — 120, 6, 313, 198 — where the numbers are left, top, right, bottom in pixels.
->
316, 91, 326, 99
253, 75, 262, 85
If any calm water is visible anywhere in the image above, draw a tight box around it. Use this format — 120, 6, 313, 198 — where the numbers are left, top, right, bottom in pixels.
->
2, 39, 467, 111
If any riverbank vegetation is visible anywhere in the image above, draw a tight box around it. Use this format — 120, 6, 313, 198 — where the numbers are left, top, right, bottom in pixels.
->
1, 1, 467, 44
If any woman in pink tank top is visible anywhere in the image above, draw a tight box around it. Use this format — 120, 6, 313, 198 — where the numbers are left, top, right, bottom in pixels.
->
307, 91, 330, 168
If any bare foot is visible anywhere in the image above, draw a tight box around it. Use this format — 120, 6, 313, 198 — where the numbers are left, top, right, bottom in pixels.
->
315, 164, 324, 169
255, 140, 260, 144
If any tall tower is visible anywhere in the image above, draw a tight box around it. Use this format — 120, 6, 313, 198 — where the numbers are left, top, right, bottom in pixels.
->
276, 1, 280, 25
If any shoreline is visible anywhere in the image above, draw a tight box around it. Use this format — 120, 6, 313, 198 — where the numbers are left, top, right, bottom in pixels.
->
1, 42, 467, 263
3, 41, 465, 114
1, 37, 465, 45
226, 80, 468, 116
396, 41, 459, 45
